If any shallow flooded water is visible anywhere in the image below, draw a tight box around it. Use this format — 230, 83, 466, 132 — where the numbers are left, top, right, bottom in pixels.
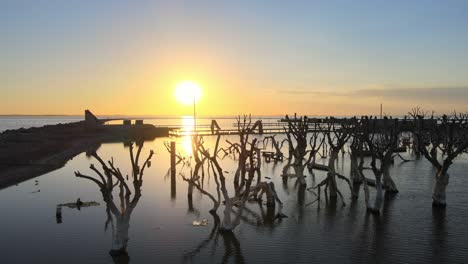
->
1, 131, 468, 263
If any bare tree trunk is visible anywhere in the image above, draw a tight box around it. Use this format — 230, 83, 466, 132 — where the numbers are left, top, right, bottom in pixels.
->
367, 171, 383, 215
221, 201, 234, 231
110, 214, 130, 257
382, 166, 398, 193
432, 170, 449, 207
328, 150, 339, 197
295, 164, 306, 186
349, 152, 360, 184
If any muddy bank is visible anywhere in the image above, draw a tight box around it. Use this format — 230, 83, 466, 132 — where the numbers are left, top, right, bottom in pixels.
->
0, 121, 172, 189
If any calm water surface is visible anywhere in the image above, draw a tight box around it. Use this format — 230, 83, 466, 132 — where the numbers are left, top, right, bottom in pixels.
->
1, 118, 468, 263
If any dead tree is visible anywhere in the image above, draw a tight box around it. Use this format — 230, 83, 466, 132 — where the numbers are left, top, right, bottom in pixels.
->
315, 118, 353, 200
182, 135, 221, 212
368, 118, 399, 193
74, 142, 153, 259
408, 107, 429, 156
349, 135, 365, 185
412, 112, 468, 207
263, 135, 286, 161
348, 128, 368, 200
163, 141, 187, 165
361, 118, 400, 214
306, 122, 325, 176
179, 119, 284, 231
229, 115, 257, 194
207, 137, 260, 231
282, 115, 310, 186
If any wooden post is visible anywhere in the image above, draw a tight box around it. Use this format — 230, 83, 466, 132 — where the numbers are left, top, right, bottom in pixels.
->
170, 141, 176, 171
170, 141, 176, 199
56, 206, 62, 224
259, 120, 264, 134
380, 103, 383, 119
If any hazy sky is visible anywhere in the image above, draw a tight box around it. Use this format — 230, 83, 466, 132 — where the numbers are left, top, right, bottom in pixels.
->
2, 0, 468, 116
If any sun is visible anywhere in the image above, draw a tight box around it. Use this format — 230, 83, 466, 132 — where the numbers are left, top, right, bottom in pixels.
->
174, 81, 202, 105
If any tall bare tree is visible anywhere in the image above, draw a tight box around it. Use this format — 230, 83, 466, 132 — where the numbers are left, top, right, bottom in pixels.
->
74, 142, 153, 261
412, 111, 468, 206
314, 118, 353, 199
360, 118, 400, 214
282, 115, 311, 186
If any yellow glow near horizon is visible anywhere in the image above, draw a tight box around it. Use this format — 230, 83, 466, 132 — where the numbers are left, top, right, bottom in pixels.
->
174, 81, 202, 105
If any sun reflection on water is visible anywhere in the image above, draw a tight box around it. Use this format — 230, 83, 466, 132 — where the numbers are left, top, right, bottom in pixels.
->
178, 116, 195, 157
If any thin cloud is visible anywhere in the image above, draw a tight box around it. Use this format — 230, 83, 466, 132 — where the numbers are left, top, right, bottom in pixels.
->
277, 86, 468, 104
352, 86, 468, 103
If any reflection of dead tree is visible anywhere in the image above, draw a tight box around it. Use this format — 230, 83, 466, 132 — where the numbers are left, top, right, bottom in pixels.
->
314, 118, 353, 200
183, 211, 221, 263
182, 212, 245, 264
412, 112, 468, 207
74, 142, 153, 261
234, 201, 284, 230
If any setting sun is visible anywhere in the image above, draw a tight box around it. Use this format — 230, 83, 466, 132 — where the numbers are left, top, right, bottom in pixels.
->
174, 81, 202, 105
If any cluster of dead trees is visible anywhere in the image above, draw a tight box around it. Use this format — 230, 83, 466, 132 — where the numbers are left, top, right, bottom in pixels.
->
408, 108, 468, 207
69, 109, 468, 263
280, 110, 468, 213
181, 115, 285, 232
176, 110, 468, 222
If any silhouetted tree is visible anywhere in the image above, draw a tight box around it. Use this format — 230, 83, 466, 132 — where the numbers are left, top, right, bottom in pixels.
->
74, 142, 153, 262
412, 111, 468, 206
282, 114, 311, 186
360, 118, 400, 214
314, 118, 353, 200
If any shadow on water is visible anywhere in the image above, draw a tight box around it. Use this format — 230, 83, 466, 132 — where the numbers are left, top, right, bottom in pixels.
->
74, 141, 154, 264
182, 211, 246, 264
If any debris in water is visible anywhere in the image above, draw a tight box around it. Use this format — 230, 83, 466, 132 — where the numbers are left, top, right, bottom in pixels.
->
31, 190, 40, 193
56, 206, 62, 224
192, 219, 209, 226
57, 200, 100, 209
265, 176, 271, 179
